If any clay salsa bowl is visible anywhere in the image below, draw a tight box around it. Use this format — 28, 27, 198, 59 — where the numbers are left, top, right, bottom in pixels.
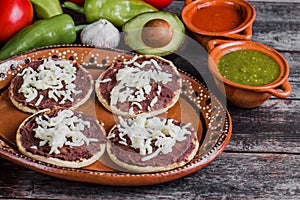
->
181, 0, 256, 49
207, 39, 292, 108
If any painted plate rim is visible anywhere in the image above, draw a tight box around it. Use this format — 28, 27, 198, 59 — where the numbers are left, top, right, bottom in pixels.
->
0, 45, 232, 186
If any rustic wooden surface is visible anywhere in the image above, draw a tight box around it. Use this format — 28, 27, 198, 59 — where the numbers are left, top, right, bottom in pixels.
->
1, 0, 299, 199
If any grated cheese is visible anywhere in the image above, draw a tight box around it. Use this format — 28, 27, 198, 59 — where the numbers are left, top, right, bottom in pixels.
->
108, 57, 175, 112
18, 59, 82, 106
113, 114, 192, 161
123, 55, 138, 65
35, 95, 44, 106
32, 110, 98, 155
97, 78, 112, 83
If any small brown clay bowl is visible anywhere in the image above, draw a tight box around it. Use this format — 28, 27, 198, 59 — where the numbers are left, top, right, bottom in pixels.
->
207, 39, 292, 108
181, 0, 256, 50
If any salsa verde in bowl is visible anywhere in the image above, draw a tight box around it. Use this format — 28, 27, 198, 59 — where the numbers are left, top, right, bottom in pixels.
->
207, 39, 291, 108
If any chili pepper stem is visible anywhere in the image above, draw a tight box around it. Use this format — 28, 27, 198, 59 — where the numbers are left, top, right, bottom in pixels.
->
75, 24, 87, 33
62, 2, 84, 14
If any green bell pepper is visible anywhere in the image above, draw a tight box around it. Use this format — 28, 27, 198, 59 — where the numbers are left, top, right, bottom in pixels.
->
31, 0, 63, 19
84, 0, 158, 27
0, 14, 81, 60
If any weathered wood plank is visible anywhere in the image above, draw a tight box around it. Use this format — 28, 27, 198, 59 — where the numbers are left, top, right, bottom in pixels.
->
252, 2, 300, 22
252, 20, 300, 51
227, 99, 300, 153
1, 152, 299, 199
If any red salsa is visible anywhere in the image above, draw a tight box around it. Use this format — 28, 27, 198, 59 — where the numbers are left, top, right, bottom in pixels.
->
191, 4, 243, 32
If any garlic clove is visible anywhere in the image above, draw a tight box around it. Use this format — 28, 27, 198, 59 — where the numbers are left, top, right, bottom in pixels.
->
80, 19, 120, 48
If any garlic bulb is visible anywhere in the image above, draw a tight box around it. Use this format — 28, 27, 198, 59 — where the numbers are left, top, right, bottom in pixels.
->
80, 19, 120, 48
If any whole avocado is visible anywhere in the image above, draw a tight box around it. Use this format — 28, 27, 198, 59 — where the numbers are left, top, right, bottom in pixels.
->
123, 11, 186, 56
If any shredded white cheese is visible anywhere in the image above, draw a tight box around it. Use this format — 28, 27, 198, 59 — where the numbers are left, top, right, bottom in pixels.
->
97, 78, 112, 83
18, 59, 82, 106
32, 110, 98, 155
123, 55, 138, 65
108, 57, 174, 112
113, 114, 192, 161
34, 95, 44, 106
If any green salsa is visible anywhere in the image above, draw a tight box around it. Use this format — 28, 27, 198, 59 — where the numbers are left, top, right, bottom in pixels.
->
217, 50, 280, 86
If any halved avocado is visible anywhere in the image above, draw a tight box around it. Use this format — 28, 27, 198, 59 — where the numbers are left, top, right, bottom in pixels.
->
123, 11, 186, 56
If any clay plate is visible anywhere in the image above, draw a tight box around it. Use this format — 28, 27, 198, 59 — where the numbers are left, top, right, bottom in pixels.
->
0, 45, 232, 186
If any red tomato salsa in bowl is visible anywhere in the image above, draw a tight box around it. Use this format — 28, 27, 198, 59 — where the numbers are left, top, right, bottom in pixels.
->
182, 0, 256, 36
190, 4, 244, 32
181, 0, 256, 50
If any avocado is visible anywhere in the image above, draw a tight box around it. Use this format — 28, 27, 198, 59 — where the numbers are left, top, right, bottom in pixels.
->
123, 11, 185, 56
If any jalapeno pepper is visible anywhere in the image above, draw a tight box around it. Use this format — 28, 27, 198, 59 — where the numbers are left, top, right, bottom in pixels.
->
84, 0, 157, 27
30, 0, 63, 19
0, 14, 83, 60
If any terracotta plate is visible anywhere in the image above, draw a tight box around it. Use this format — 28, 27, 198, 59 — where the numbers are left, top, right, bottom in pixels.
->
0, 45, 232, 186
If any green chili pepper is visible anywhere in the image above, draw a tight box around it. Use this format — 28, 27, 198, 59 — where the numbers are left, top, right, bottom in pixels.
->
84, 0, 158, 27
62, 1, 85, 14
0, 14, 84, 60
31, 0, 63, 19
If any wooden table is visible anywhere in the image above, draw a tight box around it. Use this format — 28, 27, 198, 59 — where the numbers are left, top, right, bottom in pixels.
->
1, 0, 299, 199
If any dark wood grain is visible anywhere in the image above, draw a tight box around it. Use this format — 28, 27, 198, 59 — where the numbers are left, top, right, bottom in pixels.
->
227, 99, 300, 153
1, 152, 299, 199
1, 0, 299, 199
